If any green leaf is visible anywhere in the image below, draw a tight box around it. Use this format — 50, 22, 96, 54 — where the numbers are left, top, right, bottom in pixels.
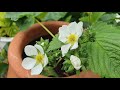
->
0, 12, 11, 27
36, 37, 49, 51
0, 22, 19, 37
0, 12, 6, 20
62, 59, 75, 73
42, 12, 67, 21
3, 42, 10, 52
0, 49, 7, 62
0, 28, 6, 37
36, 12, 48, 21
0, 19, 11, 27
65, 15, 72, 22
0, 63, 8, 75
5, 12, 41, 21
80, 12, 105, 24
47, 34, 63, 52
87, 22, 120, 78
100, 13, 116, 22
76, 70, 80, 75
41, 66, 58, 77
16, 16, 35, 30
67, 65, 74, 73
0, 56, 4, 61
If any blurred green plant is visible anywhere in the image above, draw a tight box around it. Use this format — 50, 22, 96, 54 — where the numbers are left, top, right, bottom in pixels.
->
0, 43, 9, 78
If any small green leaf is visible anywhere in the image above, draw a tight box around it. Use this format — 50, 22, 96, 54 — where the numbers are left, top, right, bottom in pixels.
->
36, 37, 49, 51
47, 34, 63, 52
62, 59, 75, 73
67, 65, 74, 73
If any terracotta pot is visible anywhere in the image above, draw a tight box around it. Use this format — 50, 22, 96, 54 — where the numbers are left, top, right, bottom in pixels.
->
7, 21, 100, 78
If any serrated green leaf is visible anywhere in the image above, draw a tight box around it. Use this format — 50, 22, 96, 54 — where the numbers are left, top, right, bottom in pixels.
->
87, 22, 120, 78
47, 34, 63, 52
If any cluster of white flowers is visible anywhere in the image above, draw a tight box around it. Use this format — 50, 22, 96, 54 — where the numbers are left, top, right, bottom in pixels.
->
22, 22, 83, 75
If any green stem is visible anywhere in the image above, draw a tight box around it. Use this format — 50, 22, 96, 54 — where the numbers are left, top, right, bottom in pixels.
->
54, 57, 62, 68
35, 19, 55, 38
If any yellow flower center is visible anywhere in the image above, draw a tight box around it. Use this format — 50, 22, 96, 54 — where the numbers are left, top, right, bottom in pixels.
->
67, 34, 78, 45
35, 53, 44, 64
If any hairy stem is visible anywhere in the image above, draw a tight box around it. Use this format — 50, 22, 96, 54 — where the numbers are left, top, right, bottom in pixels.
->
35, 19, 55, 38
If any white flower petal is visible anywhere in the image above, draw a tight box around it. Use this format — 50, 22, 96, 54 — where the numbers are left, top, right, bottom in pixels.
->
68, 22, 77, 34
31, 64, 43, 75
61, 44, 71, 57
76, 22, 83, 37
70, 42, 78, 50
70, 55, 81, 70
34, 44, 44, 54
59, 25, 69, 36
58, 25, 69, 43
22, 57, 36, 70
43, 54, 48, 67
58, 35, 67, 43
24, 45, 38, 56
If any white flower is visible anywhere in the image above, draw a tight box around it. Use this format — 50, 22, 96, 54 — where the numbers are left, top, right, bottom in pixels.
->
58, 22, 83, 57
22, 44, 48, 75
70, 55, 82, 70
115, 13, 120, 23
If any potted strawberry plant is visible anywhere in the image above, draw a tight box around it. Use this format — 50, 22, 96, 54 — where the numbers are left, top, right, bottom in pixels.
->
7, 19, 100, 78
7, 12, 120, 78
